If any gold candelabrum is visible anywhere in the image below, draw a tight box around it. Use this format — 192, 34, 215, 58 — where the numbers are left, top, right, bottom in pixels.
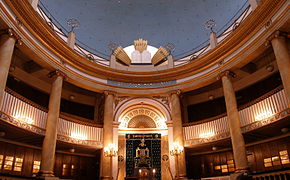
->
170, 142, 184, 179
104, 144, 118, 180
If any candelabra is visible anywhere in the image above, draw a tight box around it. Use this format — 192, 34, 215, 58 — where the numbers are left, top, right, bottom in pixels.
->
170, 142, 184, 179
104, 144, 118, 180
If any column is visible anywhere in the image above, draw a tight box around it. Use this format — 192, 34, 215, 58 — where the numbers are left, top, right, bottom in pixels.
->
271, 33, 290, 107
39, 71, 65, 178
101, 91, 114, 180
220, 71, 248, 173
166, 121, 176, 178
210, 32, 217, 49
94, 94, 102, 123
0, 29, 17, 105
67, 31, 75, 49
170, 90, 187, 179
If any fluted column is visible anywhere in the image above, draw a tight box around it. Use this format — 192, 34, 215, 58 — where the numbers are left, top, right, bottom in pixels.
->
101, 91, 115, 180
170, 90, 187, 179
39, 71, 65, 178
271, 32, 290, 107
0, 29, 18, 105
220, 71, 248, 173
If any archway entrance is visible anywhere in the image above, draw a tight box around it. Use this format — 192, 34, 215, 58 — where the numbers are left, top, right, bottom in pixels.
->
114, 98, 172, 180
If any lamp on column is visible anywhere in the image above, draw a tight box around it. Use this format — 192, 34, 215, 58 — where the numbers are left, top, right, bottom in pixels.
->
170, 142, 184, 179
104, 144, 118, 180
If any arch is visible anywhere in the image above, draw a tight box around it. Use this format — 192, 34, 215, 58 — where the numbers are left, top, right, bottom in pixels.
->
114, 97, 171, 130
128, 115, 156, 128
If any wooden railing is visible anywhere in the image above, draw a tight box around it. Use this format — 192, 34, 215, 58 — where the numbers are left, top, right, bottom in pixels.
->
0, 91, 103, 147
183, 89, 289, 146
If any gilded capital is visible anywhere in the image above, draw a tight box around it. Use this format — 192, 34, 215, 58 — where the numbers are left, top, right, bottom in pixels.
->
169, 89, 182, 97
267, 30, 288, 42
0, 28, 21, 41
217, 70, 236, 80
104, 90, 116, 97
47, 70, 66, 79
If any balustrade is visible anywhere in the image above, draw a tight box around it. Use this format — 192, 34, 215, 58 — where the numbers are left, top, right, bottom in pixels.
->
0, 91, 103, 147
183, 89, 289, 146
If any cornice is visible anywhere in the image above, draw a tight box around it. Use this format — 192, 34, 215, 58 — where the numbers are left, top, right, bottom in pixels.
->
3, 0, 287, 83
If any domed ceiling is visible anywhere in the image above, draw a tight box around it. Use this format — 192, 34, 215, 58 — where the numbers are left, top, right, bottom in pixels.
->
40, 0, 248, 58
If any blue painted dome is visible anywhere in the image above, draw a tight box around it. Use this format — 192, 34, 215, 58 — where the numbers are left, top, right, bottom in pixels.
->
40, 0, 248, 58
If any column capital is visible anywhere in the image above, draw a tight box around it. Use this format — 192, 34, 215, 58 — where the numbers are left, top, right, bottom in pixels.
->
47, 70, 66, 79
169, 89, 182, 97
166, 120, 173, 127
112, 121, 120, 128
217, 70, 236, 80
267, 30, 288, 42
104, 90, 116, 97
1, 28, 19, 39
0, 28, 21, 44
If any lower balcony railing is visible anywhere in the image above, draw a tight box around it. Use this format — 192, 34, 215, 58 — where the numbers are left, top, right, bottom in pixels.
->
0, 90, 103, 148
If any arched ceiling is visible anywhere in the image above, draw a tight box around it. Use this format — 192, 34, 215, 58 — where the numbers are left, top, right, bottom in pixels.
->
40, 0, 248, 58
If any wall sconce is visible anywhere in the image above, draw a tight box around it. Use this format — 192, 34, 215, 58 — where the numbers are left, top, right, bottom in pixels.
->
170, 142, 183, 156
104, 143, 118, 157
104, 144, 118, 180
170, 142, 183, 179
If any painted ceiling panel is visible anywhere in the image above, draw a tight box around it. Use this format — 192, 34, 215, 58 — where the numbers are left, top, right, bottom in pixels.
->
40, 0, 248, 58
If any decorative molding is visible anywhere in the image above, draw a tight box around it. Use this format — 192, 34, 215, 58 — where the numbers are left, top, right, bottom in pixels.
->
115, 96, 129, 107
0, 111, 45, 135
107, 80, 176, 88
152, 96, 170, 109
57, 134, 103, 148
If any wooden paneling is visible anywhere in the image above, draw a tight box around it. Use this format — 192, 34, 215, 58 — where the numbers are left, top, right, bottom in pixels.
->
187, 137, 290, 179
0, 141, 100, 179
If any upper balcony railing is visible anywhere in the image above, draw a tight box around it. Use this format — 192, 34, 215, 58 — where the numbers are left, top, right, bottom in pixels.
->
36, 1, 251, 68
0, 90, 103, 148
183, 88, 289, 147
